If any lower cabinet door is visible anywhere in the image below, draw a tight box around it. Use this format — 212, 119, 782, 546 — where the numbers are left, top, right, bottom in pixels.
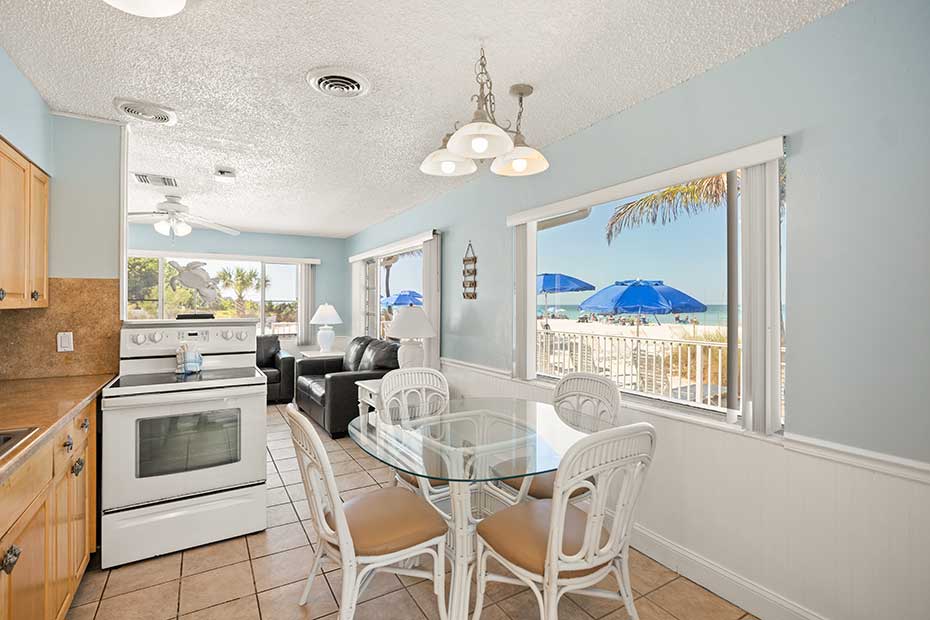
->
0, 491, 49, 620
70, 447, 90, 581
49, 472, 71, 620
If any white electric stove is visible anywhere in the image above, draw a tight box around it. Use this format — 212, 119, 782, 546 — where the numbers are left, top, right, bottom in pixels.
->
100, 319, 267, 568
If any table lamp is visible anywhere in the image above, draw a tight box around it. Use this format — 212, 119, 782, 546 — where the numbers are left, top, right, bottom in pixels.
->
387, 305, 435, 367
310, 303, 342, 352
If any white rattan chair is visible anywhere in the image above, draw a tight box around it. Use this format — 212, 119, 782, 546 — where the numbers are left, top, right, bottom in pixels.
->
379, 368, 452, 498
285, 405, 448, 620
500, 372, 622, 502
474, 422, 656, 620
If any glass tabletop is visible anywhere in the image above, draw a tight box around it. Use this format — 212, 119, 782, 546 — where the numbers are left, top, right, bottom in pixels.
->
347, 398, 610, 483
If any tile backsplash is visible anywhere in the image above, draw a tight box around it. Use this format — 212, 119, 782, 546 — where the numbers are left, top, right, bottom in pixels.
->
0, 278, 120, 380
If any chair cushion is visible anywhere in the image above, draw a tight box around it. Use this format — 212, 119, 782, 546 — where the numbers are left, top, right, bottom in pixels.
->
256, 335, 280, 367
343, 336, 373, 371
260, 367, 281, 384
325, 487, 447, 556
476, 499, 608, 578
495, 459, 585, 500
397, 470, 449, 489
358, 339, 400, 371
297, 375, 326, 405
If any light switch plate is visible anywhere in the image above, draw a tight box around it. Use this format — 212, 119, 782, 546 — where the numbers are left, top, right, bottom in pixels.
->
57, 332, 74, 352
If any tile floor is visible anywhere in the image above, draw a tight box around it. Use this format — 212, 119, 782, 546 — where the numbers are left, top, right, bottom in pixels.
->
68, 404, 758, 620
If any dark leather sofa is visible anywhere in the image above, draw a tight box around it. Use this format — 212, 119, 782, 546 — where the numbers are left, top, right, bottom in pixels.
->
295, 336, 400, 437
256, 335, 295, 404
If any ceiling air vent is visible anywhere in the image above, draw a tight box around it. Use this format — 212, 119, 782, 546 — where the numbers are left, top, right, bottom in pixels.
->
114, 98, 178, 125
133, 172, 178, 187
306, 67, 370, 98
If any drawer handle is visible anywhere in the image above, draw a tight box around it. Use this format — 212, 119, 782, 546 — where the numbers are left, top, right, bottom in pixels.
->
1, 545, 21, 574
80, 418, 90, 432
72, 458, 85, 477
63, 435, 74, 452
31, 290, 40, 301
0, 288, 5, 302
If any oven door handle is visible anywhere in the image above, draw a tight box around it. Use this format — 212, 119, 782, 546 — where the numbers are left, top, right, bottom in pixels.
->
101, 383, 266, 409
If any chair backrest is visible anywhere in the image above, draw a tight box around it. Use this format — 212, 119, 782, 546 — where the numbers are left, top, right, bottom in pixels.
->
546, 423, 656, 579
379, 368, 449, 424
553, 372, 622, 431
284, 406, 354, 556
255, 334, 280, 367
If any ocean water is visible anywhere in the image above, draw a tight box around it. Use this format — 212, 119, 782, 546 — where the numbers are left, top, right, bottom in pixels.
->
538, 304, 730, 326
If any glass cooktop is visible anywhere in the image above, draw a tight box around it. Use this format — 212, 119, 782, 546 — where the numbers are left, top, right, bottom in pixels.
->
105, 367, 265, 397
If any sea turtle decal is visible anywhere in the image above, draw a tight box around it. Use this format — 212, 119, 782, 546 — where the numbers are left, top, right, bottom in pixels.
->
167, 261, 221, 304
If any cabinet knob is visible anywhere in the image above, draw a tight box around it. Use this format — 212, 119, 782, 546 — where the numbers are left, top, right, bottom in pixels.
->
1, 545, 21, 574
72, 458, 85, 477
30, 290, 40, 301
63, 434, 74, 452
81, 418, 90, 432
0, 288, 5, 301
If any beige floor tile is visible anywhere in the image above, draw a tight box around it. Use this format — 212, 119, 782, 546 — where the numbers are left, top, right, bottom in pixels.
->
565, 573, 627, 618
327, 450, 355, 464
267, 462, 280, 476
72, 568, 108, 606
271, 446, 298, 460
257, 578, 338, 620
96, 580, 179, 620
252, 545, 319, 592
179, 595, 260, 619
104, 553, 181, 598
352, 455, 386, 470
179, 560, 255, 615
247, 522, 310, 558
280, 468, 307, 484
475, 605, 510, 620
601, 598, 677, 620
268, 502, 300, 527
497, 589, 589, 620
268, 472, 284, 488
300, 519, 320, 545
646, 578, 744, 620
268, 438, 296, 450
340, 484, 381, 501
629, 549, 677, 594
366, 467, 395, 484
330, 585, 426, 620
324, 443, 347, 454
294, 499, 312, 520
267, 430, 292, 441
65, 602, 98, 620
326, 568, 404, 605
330, 460, 363, 476
335, 471, 377, 491
267, 486, 292, 506
182, 537, 249, 576
286, 482, 308, 501
276, 457, 300, 471
406, 578, 464, 620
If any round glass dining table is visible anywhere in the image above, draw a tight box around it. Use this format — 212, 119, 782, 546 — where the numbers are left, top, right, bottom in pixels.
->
347, 397, 609, 620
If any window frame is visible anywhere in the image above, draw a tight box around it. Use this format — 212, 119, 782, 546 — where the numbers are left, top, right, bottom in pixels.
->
509, 138, 785, 435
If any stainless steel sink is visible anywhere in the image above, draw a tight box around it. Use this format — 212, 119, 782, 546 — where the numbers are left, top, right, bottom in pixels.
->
0, 427, 38, 459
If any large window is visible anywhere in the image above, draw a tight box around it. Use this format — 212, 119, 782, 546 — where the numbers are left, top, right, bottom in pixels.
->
513, 142, 786, 432
126, 254, 312, 343
377, 250, 423, 339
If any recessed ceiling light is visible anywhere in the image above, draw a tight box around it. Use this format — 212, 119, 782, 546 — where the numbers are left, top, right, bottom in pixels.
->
102, 0, 186, 18
214, 167, 237, 184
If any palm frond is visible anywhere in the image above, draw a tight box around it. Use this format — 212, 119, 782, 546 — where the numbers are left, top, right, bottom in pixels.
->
606, 174, 727, 243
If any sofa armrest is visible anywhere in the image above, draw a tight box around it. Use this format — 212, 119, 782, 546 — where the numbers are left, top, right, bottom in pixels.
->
295, 355, 343, 377
275, 351, 296, 401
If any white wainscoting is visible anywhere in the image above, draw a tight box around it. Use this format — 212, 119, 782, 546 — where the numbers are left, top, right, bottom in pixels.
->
440, 357, 930, 620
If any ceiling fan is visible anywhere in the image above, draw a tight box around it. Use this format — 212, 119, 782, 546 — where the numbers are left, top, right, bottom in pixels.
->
128, 195, 240, 237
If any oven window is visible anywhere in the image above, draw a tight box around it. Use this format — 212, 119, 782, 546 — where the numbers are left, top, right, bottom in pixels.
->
137, 409, 241, 478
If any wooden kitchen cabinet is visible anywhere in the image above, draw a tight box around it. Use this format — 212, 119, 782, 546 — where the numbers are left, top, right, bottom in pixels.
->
0, 136, 49, 310
0, 490, 49, 620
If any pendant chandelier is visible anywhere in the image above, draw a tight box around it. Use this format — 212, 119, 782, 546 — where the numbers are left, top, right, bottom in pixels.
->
420, 48, 549, 178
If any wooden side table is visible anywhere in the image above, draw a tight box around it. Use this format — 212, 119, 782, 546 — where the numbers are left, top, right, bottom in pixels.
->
355, 379, 382, 424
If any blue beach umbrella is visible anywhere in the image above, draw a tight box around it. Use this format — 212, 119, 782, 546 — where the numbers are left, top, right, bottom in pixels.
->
381, 290, 423, 307
536, 273, 595, 325
579, 279, 706, 334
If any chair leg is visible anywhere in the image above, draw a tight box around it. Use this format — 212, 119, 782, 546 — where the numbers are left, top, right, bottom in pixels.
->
299, 544, 326, 605
542, 587, 559, 620
339, 564, 359, 620
471, 540, 488, 620
434, 543, 449, 620
618, 549, 639, 620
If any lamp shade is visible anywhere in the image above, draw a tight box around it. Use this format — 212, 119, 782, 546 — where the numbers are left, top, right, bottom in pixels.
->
388, 306, 435, 339
420, 147, 477, 177
490, 134, 549, 177
102, 0, 187, 17
310, 303, 343, 325
447, 109, 513, 159
172, 220, 192, 236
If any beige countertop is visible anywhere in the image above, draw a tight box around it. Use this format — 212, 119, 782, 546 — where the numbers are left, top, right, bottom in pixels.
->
0, 374, 114, 483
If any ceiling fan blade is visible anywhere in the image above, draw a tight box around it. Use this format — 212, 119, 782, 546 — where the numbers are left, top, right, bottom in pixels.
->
128, 211, 164, 216
180, 213, 241, 236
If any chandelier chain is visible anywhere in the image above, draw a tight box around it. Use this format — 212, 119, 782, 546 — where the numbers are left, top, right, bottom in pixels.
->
474, 47, 498, 124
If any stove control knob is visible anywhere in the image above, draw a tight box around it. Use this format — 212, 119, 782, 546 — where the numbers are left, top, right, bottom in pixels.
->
221, 330, 233, 340
132, 334, 147, 346
149, 332, 164, 343
236, 330, 248, 341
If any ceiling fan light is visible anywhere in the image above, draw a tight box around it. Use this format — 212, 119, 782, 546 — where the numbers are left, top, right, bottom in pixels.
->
446, 108, 513, 159
172, 220, 193, 236
419, 147, 477, 177
154, 219, 173, 236
102, 0, 186, 18
490, 140, 549, 177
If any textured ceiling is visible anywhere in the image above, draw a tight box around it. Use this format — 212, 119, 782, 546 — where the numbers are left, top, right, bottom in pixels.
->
0, 0, 847, 237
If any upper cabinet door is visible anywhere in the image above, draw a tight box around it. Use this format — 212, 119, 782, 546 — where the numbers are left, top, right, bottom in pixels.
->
28, 165, 49, 307
0, 139, 30, 309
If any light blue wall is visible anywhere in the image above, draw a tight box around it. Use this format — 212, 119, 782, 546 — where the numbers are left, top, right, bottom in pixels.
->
129, 225, 350, 334
347, 0, 930, 462
0, 48, 53, 172
50, 116, 122, 278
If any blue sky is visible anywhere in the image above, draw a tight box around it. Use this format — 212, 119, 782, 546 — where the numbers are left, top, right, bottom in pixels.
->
380, 252, 422, 296
537, 194, 728, 307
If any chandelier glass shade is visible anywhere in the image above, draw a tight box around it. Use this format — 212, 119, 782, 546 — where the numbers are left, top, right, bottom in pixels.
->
102, 0, 187, 17
490, 133, 549, 177
447, 110, 514, 160
420, 135, 479, 176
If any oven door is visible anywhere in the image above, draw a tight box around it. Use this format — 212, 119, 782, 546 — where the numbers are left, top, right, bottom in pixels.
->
101, 384, 266, 512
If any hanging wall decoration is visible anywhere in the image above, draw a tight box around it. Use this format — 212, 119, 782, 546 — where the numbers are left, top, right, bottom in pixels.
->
462, 241, 477, 300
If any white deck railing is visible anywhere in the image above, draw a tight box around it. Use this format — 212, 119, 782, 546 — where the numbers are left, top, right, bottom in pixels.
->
537, 330, 738, 411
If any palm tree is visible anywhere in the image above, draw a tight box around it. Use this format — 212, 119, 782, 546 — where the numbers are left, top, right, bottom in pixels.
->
606, 174, 727, 243
216, 267, 265, 316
